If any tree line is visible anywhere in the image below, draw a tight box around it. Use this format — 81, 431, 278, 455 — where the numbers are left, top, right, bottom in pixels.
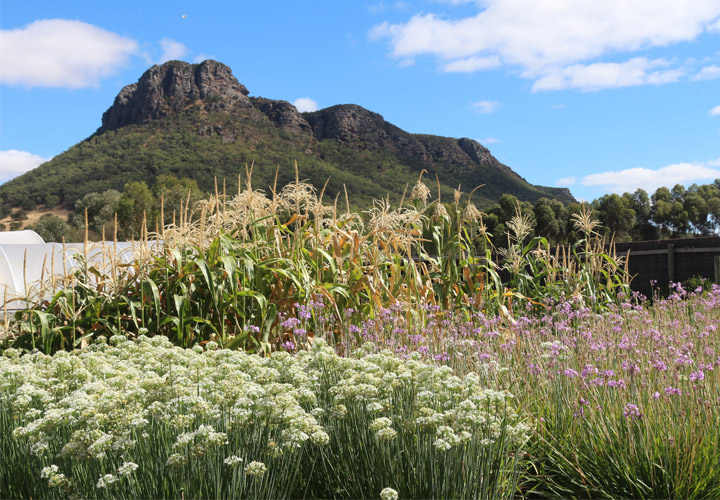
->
480, 180, 720, 247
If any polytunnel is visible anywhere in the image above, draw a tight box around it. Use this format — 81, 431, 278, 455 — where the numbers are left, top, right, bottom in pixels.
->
1, 231, 157, 314
0, 230, 45, 245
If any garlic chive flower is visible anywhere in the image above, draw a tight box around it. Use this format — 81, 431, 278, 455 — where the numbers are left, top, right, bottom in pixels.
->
224, 455, 243, 467
380, 487, 400, 500
245, 461, 267, 477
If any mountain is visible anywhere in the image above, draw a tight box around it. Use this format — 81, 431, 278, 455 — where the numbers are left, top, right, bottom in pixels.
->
0, 60, 575, 209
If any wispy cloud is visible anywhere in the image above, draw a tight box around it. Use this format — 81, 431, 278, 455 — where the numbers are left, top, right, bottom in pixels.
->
532, 58, 684, 92
692, 64, 720, 80
710, 105, 720, 116
158, 38, 189, 63
293, 97, 319, 112
472, 100, 500, 113
371, 1, 720, 91
0, 150, 52, 183
480, 136, 499, 144
193, 53, 216, 64
581, 160, 720, 194
0, 19, 138, 88
443, 56, 500, 73
556, 176, 576, 186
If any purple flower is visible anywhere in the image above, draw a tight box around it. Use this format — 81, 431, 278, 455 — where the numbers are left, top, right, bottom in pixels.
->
296, 304, 312, 320
652, 360, 667, 372
665, 387, 681, 396
689, 370, 705, 382
563, 369, 579, 378
528, 363, 542, 374
652, 391, 661, 400
581, 364, 597, 378
281, 317, 301, 329
281, 340, 296, 351
623, 403, 641, 420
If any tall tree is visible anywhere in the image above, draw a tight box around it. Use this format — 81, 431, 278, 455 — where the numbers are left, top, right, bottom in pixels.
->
533, 197, 566, 245
593, 193, 635, 241
117, 181, 154, 239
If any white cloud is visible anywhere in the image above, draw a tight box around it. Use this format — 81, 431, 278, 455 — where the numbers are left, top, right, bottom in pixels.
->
581, 161, 720, 194
692, 64, 720, 80
372, 1, 720, 90
472, 100, 500, 113
0, 150, 52, 183
158, 38, 189, 63
293, 97, 319, 112
0, 19, 138, 88
193, 53, 216, 64
480, 137, 499, 144
532, 58, 684, 92
443, 56, 500, 73
556, 176, 576, 186
710, 105, 720, 116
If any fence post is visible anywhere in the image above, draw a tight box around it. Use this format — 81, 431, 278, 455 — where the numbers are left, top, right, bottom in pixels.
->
714, 255, 720, 285
667, 244, 675, 284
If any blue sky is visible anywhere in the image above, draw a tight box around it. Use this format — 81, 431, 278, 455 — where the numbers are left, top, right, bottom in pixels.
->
1, 0, 720, 202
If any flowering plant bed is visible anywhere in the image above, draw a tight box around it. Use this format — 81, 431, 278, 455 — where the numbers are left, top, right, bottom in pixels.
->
0, 337, 527, 499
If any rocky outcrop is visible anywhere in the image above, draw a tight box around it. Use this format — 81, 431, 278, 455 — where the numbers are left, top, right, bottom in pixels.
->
251, 97, 312, 135
305, 105, 506, 173
457, 138, 496, 167
98, 60, 253, 134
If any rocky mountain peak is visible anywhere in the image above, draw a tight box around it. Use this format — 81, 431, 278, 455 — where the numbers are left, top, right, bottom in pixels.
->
98, 60, 252, 134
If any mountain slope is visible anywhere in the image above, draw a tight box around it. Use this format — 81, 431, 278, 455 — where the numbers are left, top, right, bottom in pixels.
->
0, 60, 575, 209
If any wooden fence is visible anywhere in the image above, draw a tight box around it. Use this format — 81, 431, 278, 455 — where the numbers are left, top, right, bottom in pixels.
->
612, 236, 720, 297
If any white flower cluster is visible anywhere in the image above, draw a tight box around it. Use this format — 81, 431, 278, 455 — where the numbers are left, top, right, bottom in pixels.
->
380, 486, 400, 500
1, 336, 328, 486
1, 336, 529, 493
40, 464, 70, 490
173, 424, 228, 457
223, 455, 243, 467
302, 342, 531, 452
244, 460, 267, 477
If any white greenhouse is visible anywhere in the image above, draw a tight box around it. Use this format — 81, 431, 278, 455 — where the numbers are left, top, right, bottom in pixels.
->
0, 230, 154, 314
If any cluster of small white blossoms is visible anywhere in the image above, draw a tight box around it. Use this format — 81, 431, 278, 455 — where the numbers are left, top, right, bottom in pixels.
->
244, 460, 267, 478
380, 486, 400, 500
1, 335, 329, 486
300, 341, 531, 452
95, 461, 140, 487
167, 424, 229, 464
1, 335, 529, 493
40, 464, 70, 491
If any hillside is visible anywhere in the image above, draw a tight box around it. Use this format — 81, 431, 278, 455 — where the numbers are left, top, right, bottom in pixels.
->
0, 60, 575, 209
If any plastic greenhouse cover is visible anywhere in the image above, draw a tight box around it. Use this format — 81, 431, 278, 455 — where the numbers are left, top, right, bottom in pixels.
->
0, 241, 161, 313
0, 230, 45, 245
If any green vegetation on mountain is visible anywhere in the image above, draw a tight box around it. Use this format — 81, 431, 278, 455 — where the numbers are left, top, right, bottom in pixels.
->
0, 60, 574, 214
